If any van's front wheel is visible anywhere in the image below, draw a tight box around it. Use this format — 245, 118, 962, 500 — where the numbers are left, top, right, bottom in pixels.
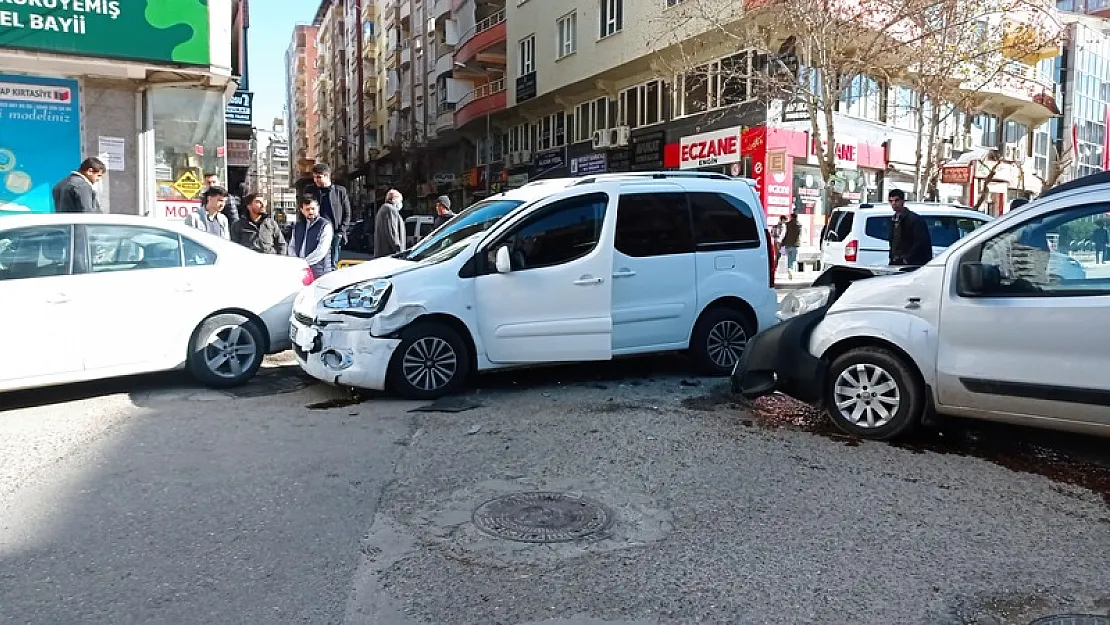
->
825, 347, 924, 440
387, 321, 471, 399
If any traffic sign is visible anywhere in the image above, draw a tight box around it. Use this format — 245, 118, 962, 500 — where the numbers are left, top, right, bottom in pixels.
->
172, 171, 203, 199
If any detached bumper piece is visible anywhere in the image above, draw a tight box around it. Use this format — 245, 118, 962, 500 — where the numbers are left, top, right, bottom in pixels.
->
730, 307, 829, 405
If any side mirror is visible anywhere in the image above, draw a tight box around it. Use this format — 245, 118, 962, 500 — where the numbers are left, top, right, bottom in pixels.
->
494, 245, 512, 274
959, 261, 1000, 294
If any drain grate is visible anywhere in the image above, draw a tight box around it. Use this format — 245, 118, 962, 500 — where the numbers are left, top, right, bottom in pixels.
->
471, 491, 614, 543
1030, 616, 1110, 625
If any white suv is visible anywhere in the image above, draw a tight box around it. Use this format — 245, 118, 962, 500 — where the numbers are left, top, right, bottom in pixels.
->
820, 202, 988, 268
291, 172, 779, 398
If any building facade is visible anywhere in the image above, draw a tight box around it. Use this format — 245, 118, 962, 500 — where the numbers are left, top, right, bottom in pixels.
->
287, 24, 321, 185
0, 0, 245, 219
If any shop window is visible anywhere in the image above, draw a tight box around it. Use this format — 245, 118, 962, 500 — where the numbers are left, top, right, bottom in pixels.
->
615, 192, 694, 257
152, 88, 228, 203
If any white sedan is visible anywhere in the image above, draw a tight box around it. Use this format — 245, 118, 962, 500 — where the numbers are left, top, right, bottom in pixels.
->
0, 213, 313, 393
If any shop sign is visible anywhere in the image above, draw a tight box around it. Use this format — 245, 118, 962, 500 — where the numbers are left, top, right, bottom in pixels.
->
533, 147, 566, 173
811, 136, 858, 170
607, 148, 631, 172
570, 153, 607, 175
272, 146, 289, 159
679, 127, 742, 169
227, 140, 251, 168
507, 172, 529, 188
631, 131, 665, 170
156, 200, 201, 221
226, 91, 253, 126
0, 74, 80, 214
516, 72, 537, 103
172, 171, 203, 200
433, 172, 456, 186
941, 166, 971, 184
0, 2, 210, 66
764, 151, 795, 216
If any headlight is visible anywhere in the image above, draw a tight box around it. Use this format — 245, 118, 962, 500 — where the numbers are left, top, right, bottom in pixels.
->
320, 279, 392, 313
778, 286, 832, 320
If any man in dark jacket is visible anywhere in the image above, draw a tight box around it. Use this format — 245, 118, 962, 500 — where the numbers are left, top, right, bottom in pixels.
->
52, 157, 105, 213
888, 189, 933, 266
289, 195, 335, 278
231, 193, 288, 255
432, 195, 456, 229
303, 163, 351, 264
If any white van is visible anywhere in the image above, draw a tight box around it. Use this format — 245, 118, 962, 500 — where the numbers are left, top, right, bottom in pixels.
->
291, 172, 779, 398
734, 170, 1110, 440
820, 202, 988, 268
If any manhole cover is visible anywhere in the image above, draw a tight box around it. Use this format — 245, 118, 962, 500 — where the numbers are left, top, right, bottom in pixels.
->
1031, 616, 1110, 625
471, 491, 613, 543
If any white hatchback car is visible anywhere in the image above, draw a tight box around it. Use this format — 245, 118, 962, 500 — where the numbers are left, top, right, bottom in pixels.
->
734, 170, 1110, 440
820, 202, 988, 267
291, 172, 779, 398
0, 214, 313, 393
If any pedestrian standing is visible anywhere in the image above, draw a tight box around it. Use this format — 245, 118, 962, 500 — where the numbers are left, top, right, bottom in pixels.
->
52, 157, 105, 213
304, 163, 352, 265
231, 193, 288, 255
289, 196, 335, 279
432, 195, 456, 229
888, 189, 933, 266
373, 188, 406, 258
184, 186, 231, 240
780, 214, 801, 279
203, 172, 240, 225
1094, 222, 1109, 264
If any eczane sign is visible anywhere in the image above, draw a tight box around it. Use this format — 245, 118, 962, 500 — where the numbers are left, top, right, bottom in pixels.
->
679, 127, 742, 170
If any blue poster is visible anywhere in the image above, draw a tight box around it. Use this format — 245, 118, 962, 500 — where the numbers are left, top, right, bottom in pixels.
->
0, 74, 81, 214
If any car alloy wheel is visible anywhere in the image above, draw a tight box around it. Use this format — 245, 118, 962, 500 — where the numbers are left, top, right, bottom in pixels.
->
832, 363, 901, 429
202, 324, 260, 380
401, 336, 459, 392
706, 319, 748, 369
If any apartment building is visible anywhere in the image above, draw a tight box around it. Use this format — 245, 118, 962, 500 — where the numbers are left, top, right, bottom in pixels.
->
504, 0, 1062, 243
287, 24, 321, 183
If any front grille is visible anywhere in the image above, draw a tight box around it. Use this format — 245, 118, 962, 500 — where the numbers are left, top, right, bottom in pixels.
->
294, 312, 315, 326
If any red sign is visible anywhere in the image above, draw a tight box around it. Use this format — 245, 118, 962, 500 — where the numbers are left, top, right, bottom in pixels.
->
679, 127, 743, 169
941, 166, 971, 184
156, 200, 201, 221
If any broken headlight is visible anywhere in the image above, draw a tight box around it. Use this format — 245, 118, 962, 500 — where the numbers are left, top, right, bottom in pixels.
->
320, 279, 392, 313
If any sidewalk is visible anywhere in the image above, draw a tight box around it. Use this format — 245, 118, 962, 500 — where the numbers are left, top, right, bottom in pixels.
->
774, 269, 820, 290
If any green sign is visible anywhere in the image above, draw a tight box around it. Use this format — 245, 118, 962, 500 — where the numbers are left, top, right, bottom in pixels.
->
0, 0, 210, 66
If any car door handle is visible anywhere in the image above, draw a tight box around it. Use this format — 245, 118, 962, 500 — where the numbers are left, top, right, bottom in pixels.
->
574, 276, 604, 286
45, 293, 69, 304
905, 297, 921, 310
177, 283, 194, 293
612, 268, 637, 278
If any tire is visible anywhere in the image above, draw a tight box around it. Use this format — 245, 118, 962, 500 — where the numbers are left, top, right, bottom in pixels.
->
825, 346, 924, 440
387, 321, 472, 400
187, 313, 266, 389
689, 306, 756, 376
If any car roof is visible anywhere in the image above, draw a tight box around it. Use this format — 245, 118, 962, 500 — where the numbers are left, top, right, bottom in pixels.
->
835, 202, 987, 220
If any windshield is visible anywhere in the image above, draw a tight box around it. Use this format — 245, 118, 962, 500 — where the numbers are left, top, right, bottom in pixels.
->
402, 198, 525, 262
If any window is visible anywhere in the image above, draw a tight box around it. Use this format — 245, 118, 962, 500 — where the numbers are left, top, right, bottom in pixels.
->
557, 12, 577, 58
183, 238, 217, 266
618, 80, 664, 128
152, 87, 227, 203
492, 193, 608, 271
573, 98, 612, 143
600, 0, 622, 37
534, 112, 567, 151
889, 86, 919, 131
518, 35, 535, 76
615, 192, 694, 257
674, 50, 763, 117
824, 210, 855, 242
87, 225, 183, 272
0, 226, 72, 281
839, 75, 882, 121
509, 123, 533, 153
689, 192, 760, 249
865, 215, 987, 248
975, 204, 1110, 295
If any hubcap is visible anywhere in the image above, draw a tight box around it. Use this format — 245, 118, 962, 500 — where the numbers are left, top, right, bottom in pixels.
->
832, 363, 901, 428
203, 324, 258, 380
402, 337, 458, 392
706, 320, 748, 369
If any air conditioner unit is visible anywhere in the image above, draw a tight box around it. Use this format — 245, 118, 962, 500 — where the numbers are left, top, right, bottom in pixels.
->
507, 151, 520, 166
613, 125, 631, 147
1003, 143, 1020, 161
963, 132, 975, 149
951, 134, 966, 152
592, 129, 611, 150
518, 149, 532, 164
940, 143, 953, 160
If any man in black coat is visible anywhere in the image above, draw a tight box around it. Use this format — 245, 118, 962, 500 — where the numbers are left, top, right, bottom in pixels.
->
888, 189, 933, 266
303, 163, 352, 264
52, 157, 105, 213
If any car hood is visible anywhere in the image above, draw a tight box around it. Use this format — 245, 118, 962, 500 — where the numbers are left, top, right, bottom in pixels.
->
313, 256, 419, 291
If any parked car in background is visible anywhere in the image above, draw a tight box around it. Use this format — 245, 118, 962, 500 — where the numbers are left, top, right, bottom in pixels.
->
820, 202, 1085, 280
0, 214, 313, 393
291, 171, 779, 398
404, 215, 435, 248
733, 171, 1110, 441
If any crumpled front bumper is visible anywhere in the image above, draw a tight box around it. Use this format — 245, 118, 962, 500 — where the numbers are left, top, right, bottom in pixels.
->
290, 316, 401, 391
730, 307, 829, 405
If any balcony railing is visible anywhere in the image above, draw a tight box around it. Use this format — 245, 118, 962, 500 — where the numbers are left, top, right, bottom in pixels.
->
458, 9, 505, 45
456, 78, 504, 110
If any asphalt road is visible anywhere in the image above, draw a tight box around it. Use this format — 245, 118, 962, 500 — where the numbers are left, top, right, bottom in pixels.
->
2, 355, 1109, 625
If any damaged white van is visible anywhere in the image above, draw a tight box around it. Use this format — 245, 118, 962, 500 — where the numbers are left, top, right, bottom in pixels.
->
290, 172, 779, 398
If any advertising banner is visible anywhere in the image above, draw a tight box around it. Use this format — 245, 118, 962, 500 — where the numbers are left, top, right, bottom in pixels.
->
0, 74, 81, 214
227, 140, 251, 168
0, 1, 210, 65
226, 91, 253, 126
679, 126, 742, 170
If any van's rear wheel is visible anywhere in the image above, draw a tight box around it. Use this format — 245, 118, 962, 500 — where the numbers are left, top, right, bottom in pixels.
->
825, 346, 924, 440
690, 306, 755, 376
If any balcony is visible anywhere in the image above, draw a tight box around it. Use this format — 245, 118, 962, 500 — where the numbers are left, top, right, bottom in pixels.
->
957, 60, 1059, 126
436, 108, 455, 133
401, 46, 412, 66
453, 9, 505, 66
454, 78, 505, 127
435, 50, 454, 77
